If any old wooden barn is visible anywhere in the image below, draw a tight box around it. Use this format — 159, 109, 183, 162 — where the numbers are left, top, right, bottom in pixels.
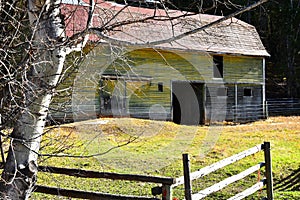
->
51, 0, 270, 125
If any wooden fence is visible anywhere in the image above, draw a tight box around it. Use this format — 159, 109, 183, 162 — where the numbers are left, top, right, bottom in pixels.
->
34, 165, 175, 200
170, 141, 273, 200
0, 142, 273, 200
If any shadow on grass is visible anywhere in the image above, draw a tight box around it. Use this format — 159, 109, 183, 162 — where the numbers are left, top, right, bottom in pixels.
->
274, 166, 300, 191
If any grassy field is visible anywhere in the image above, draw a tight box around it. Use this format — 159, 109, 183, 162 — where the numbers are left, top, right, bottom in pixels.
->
31, 116, 300, 199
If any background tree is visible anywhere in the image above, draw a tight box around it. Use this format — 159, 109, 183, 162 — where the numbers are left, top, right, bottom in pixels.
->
0, 0, 268, 199
263, 0, 300, 98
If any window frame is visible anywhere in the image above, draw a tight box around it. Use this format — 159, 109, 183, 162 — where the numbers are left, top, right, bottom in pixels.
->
213, 55, 224, 79
243, 88, 253, 97
158, 82, 163, 92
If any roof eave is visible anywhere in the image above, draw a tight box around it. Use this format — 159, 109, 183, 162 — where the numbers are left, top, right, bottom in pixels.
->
96, 41, 270, 57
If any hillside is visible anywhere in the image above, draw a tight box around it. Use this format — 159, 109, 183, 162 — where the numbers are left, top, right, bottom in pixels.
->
33, 116, 300, 199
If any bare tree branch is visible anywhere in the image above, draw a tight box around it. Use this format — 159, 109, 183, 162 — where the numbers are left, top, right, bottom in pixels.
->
87, 0, 268, 46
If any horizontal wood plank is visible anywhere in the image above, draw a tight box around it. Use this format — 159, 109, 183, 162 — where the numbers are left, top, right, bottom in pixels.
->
174, 143, 263, 187
227, 179, 265, 200
38, 165, 175, 185
34, 185, 160, 200
192, 163, 265, 200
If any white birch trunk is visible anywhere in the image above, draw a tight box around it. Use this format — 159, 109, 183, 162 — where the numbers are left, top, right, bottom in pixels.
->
0, 0, 68, 199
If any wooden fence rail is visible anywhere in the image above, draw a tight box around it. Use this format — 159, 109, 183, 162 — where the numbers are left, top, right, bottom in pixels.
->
173, 143, 263, 187
174, 141, 273, 200
35, 185, 160, 200
191, 163, 265, 199
0, 141, 273, 200
38, 165, 175, 185
0, 163, 174, 200
227, 180, 265, 200
35, 166, 175, 200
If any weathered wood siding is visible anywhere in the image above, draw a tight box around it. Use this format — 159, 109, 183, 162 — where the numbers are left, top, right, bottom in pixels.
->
224, 56, 263, 83
205, 83, 263, 123
50, 45, 265, 123
49, 46, 113, 121
96, 48, 210, 120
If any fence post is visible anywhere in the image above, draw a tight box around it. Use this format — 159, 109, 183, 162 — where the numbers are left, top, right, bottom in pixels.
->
161, 184, 172, 200
263, 141, 273, 200
183, 154, 192, 200
265, 101, 269, 119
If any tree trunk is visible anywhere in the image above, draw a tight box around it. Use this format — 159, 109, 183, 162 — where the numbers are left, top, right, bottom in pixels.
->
0, 0, 67, 199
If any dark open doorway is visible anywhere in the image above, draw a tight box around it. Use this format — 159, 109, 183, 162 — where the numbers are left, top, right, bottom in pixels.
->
172, 81, 205, 125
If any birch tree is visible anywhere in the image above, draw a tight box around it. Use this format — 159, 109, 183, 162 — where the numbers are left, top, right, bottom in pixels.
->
0, 0, 268, 199
0, 0, 91, 198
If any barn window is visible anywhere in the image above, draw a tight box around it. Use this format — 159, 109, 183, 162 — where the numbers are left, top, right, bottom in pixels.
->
158, 82, 163, 92
213, 55, 223, 78
217, 87, 228, 96
243, 88, 252, 97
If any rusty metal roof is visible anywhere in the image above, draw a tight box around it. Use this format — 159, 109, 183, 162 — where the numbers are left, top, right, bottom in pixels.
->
62, 0, 270, 57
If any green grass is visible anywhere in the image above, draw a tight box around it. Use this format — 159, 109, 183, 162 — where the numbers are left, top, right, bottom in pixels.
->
30, 116, 300, 199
